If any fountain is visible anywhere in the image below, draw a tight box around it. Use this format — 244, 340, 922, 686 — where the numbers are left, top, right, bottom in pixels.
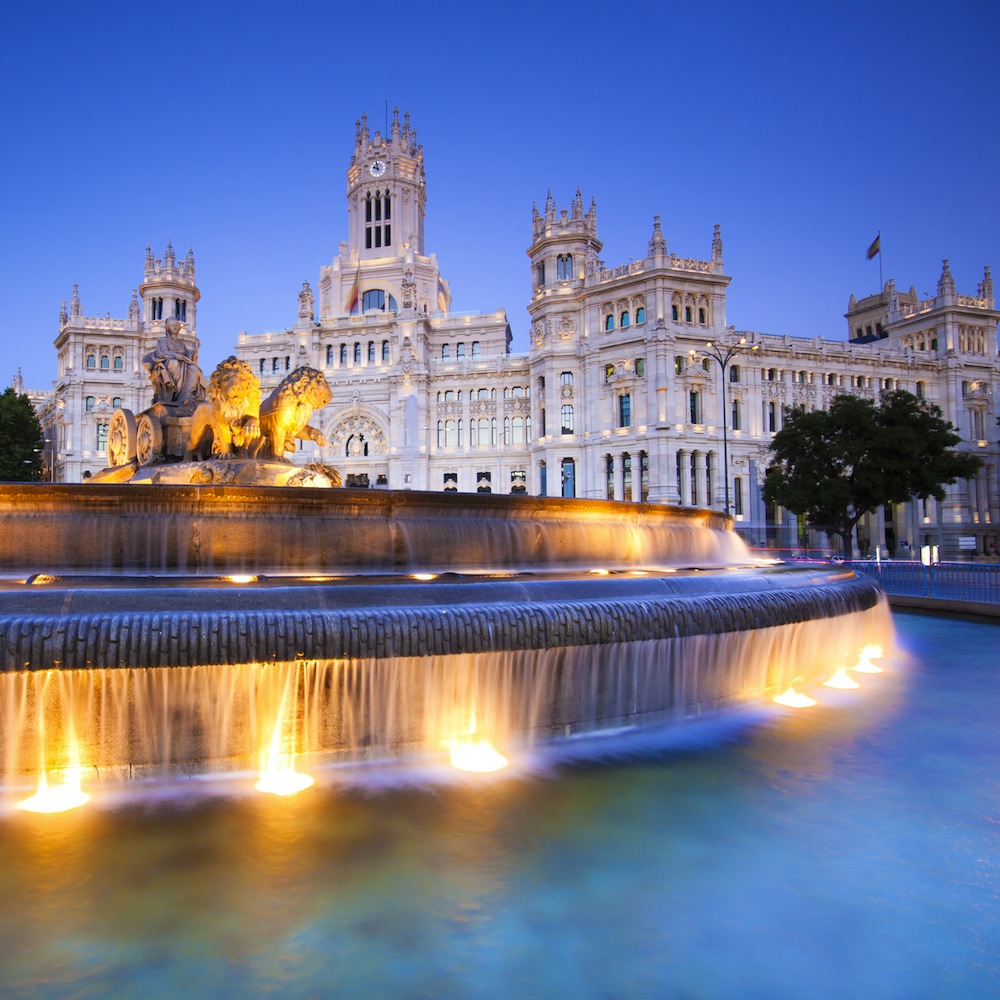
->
0, 335, 893, 800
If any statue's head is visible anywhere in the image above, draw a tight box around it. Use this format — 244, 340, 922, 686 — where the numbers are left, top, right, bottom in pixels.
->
164, 317, 183, 337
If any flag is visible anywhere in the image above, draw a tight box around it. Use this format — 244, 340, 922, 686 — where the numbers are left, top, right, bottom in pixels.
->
866, 234, 881, 260
344, 264, 360, 314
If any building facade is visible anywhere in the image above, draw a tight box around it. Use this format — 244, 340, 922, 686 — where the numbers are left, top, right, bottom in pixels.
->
31, 111, 1000, 558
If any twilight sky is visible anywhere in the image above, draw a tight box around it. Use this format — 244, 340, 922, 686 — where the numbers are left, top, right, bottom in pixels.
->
2, 0, 997, 390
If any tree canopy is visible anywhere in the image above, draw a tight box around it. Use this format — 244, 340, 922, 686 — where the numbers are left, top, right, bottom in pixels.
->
763, 390, 982, 557
0, 387, 44, 481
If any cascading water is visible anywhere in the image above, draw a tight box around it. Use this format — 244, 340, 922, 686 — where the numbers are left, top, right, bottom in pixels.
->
0, 484, 894, 802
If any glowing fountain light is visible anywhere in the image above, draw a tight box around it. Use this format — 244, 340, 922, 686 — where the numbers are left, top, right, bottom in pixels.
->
444, 712, 508, 773
823, 666, 861, 690
255, 762, 314, 796
773, 687, 817, 709
853, 645, 885, 674
18, 769, 90, 813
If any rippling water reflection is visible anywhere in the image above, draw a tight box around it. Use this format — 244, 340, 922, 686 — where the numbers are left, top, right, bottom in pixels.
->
1, 613, 997, 999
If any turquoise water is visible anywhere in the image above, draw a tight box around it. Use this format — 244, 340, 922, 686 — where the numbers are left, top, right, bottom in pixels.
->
1, 613, 997, 998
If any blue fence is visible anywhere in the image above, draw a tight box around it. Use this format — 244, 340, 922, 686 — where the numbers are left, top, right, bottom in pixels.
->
843, 561, 1000, 604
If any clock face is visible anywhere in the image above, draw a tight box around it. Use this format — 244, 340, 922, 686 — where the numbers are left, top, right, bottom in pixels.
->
369, 160, 387, 178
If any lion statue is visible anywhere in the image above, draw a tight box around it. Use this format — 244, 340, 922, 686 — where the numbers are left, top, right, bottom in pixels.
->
253, 366, 332, 461
184, 356, 262, 461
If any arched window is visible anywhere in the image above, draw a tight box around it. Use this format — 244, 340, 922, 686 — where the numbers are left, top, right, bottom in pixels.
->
557, 254, 573, 280
114, 356, 123, 370
685, 306, 692, 323
382, 340, 390, 362
672, 305, 679, 321
636, 307, 645, 324
340, 344, 348, 365
620, 312, 630, 328
605, 314, 615, 331
353, 343, 361, 364
259, 359, 266, 374
326, 345, 334, 365
272, 357, 279, 373
367, 341, 375, 363
285, 356, 291, 370
86, 355, 96, 369
561, 405, 574, 435
113, 397, 122, 409
698, 307, 706, 324
442, 344, 451, 360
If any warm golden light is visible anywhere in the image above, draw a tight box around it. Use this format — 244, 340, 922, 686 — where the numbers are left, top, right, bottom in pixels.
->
823, 667, 861, 690
589, 568, 610, 576
411, 573, 437, 581
226, 574, 258, 584
17, 770, 90, 813
773, 687, 817, 708
447, 738, 509, 772
255, 765, 315, 796
852, 644, 884, 674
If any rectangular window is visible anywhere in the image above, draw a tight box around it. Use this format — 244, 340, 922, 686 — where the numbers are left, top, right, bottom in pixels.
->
606, 455, 615, 500
618, 394, 631, 428
689, 391, 701, 425
731, 398, 741, 431
560, 371, 573, 386
623, 453, 632, 502
640, 451, 649, 502
734, 477, 743, 516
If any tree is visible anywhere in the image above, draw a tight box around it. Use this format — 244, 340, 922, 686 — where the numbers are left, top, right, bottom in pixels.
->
0, 387, 45, 481
763, 390, 982, 558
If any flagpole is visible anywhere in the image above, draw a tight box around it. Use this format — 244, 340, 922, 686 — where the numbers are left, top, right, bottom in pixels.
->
878, 230, 883, 289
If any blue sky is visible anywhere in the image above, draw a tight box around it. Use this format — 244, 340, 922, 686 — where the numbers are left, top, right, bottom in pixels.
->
2, 0, 997, 390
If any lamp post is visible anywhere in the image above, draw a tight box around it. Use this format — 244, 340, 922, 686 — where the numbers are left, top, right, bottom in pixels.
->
698, 335, 759, 515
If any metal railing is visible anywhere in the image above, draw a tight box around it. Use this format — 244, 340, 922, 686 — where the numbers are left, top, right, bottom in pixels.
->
843, 560, 1000, 604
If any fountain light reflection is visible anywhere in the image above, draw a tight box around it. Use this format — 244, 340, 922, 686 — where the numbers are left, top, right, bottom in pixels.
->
853, 644, 884, 673
823, 666, 861, 690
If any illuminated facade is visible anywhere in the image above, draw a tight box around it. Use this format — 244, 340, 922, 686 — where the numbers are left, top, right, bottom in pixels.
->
30, 111, 1000, 558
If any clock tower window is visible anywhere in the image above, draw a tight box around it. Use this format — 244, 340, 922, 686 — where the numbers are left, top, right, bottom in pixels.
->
365, 190, 392, 250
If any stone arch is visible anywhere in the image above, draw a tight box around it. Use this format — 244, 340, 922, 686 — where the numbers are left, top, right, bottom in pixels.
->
327, 404, 389, 458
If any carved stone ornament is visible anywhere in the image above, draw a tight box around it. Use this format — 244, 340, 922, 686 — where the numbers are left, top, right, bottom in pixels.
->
330, 413, 388, 456
558, 316, 575, 340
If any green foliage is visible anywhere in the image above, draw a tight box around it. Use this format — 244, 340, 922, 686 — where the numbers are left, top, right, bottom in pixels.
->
763, 390, 982, 556
0, 387, 45, 481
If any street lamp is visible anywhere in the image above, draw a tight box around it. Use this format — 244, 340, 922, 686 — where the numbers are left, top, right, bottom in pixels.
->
697, 335, 759, 515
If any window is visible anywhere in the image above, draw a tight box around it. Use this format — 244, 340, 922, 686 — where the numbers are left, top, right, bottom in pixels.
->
174, 299, 186, 321
561, 405, 574, 435
535, 262, 546, 288
86, 396, 95, 411
86, 355, 96, 369
556, 254, 573, 280
260, 358, 266, 374
471, 342, 480, 358
353, 343, 361, 364
285, 356, 291, 370
698, 307, 706, 324
623, 453, 633, 502
561, 458, 576, 498
272, 357, 279, 373
340, 344, 348, 365
619, 394, 632, 428
639, 451, 649, 502
916, 381, 926, 399
606, 363, 615, 381
731, 398, 741, 431
689, 390, 701, 425
442, 344, 451, 360
477, 471, 492, 494
443, 472, 458, 492
605, 314, 615, 332
606, 455, 615, 500
151, 297, 163, 321
100, 355, 109, 369
113, 397, 122, 409
768, 401, 777, 432
368, 342, 375, 363
97, 423, 108, 451
456, 342, 465, 358
672, 305, 679, 322
620, 311, 630, 328
730, 365, 741, 383
512, 416, 525, 444
539, 460, 547, 496
560, 371, 574, 386
364, 190, 392, 250
635, 358, 646, 377
685, 306, 692, 323
734, 477, 743, 517
326, 345, 334, 365
510, 470, 527, 495
362, 289, 396, 313
636, 307, 646, 324
114, 356, 123, 370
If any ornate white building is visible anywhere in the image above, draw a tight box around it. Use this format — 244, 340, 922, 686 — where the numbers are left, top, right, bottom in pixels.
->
31, 109, 1000, 559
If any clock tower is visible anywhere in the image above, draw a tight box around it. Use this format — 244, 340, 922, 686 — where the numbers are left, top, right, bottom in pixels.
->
347, 108, 426, 260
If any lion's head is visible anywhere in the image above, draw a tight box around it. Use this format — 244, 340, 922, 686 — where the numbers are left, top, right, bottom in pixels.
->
208, 356, 261, 423
273, 367, 332, 408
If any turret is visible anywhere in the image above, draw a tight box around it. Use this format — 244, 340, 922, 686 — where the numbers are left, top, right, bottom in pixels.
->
139, 242, 200, 333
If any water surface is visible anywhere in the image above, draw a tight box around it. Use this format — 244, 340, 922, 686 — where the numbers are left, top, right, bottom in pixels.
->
1, 613, 997, 998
